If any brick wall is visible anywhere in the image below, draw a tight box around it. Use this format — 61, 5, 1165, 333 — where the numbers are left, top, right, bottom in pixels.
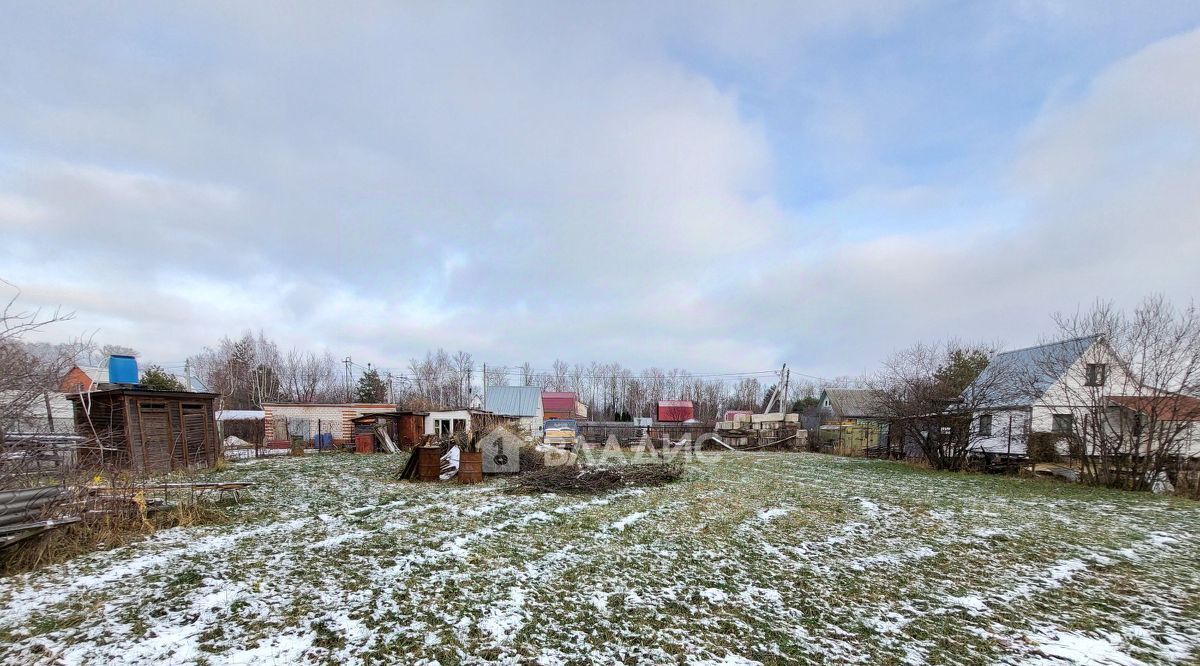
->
263, 403, 397, 443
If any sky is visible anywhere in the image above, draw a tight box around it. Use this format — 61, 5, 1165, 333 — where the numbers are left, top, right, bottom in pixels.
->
2, 1, 1199, 381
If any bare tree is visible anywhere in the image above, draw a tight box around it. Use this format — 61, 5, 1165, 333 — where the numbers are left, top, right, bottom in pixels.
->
0, 280, 78, 480
191, 331, 290, 407
282, 349, 338, 403
452, 351, 474, 407
550, 359, 569, 392
731, 378, 763, 411
520, 362, 536, 387
1030, 296, 1200, 490
870, 341, 1009, 470
484, 364, 509, 389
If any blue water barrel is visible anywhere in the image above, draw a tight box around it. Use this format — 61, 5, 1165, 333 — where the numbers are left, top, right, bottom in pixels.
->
313, 432, 333, 449
108, 355, 139, 384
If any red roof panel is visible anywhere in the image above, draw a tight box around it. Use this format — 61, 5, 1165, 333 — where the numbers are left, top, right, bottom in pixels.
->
542, 392, 579, 412
657, 400, 695, 422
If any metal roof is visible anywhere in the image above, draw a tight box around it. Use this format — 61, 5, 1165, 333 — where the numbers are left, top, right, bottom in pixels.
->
485, 386, 543, 417
821, 389, 885, 419
966, 335, 1099, 408
215, 410, 266, 421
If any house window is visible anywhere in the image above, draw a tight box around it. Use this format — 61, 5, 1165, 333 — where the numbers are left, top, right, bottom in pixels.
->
977, 414, 993, 437
1052, 414, 1074, 434
1085, 363, 1107, 387
434, 418, 468, 436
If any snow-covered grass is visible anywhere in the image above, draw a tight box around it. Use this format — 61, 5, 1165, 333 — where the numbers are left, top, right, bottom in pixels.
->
1, 452, 1198, 664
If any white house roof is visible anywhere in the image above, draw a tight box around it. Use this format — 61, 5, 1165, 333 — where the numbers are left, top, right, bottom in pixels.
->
484, 386, 542, 417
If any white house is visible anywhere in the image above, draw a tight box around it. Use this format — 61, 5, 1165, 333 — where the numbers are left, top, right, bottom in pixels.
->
964, 335, 1144, 457
483, 386, 544, 435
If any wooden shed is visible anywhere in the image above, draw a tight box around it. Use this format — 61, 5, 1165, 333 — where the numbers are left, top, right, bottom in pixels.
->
68, 388, 220, 475
351, 411, 428, 450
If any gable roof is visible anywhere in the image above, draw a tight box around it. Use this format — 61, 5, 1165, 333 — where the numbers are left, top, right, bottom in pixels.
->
967, 335, 1099, 408
484, 386, 542, 417
821, 388, 885, 419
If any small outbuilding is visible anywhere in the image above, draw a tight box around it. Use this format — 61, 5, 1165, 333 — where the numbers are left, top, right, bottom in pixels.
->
351, 411, 428, 450
542, 392, 588, 420
485, 386, 544, 435
68, 388, 220, 474
657, 400, 695, 423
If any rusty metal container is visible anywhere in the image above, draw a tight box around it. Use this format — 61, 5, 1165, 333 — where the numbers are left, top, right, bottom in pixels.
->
458, 451, 483, 484
354, 434, 374, 454
416, 446, 442, 481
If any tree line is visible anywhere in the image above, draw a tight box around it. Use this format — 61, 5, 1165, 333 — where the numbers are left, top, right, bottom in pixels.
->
187, 335, 850, 420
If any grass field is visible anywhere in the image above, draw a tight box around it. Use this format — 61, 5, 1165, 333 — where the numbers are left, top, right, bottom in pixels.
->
1, 452, 1198, 665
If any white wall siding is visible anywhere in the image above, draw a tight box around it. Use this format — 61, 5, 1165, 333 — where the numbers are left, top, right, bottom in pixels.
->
425, 410, 473, 436
971, 408, 1030, 455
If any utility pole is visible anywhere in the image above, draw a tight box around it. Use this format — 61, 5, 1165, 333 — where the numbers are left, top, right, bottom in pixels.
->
343, 357, 353, 403
777, 367, 787, 415
386, 371, 395, 404
763, 363, 788, 414
482, 363, 487, 407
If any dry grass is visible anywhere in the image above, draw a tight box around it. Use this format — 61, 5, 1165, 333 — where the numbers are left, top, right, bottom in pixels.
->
0, 498, 230, 576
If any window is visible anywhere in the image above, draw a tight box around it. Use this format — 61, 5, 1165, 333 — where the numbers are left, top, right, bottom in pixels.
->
1085, 363, 1107, 387
1052, 414, 1074, 434
977, 414, 993, 437
434, 418, 468, 436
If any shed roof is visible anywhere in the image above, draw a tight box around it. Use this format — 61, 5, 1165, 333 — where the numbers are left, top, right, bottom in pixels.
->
215, 410, 265, 421
822, 388, 886, 419
485, 386, 542, 417
66, 387, 219, 401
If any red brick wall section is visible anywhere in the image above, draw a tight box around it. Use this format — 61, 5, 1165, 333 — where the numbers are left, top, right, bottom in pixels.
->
59, 367, 94, 394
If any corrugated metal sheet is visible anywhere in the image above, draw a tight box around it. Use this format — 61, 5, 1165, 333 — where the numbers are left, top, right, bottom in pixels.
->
822, 389, 886, 419
485, 386, 542, 417
215, 410, 266, 421
541, 392, 579, 412
966, 335, 1098, 408
657, 400, 694, 422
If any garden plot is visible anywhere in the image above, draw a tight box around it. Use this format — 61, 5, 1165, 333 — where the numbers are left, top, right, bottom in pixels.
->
1, 452, 1198, 665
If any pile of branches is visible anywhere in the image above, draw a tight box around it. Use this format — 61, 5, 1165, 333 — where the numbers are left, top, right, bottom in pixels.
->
518, 446, 546, 473
514, 461, 684, 494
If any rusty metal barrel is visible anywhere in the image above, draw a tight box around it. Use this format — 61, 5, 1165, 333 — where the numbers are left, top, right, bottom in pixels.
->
416, 446, 442, 481
458, 452, 483, 484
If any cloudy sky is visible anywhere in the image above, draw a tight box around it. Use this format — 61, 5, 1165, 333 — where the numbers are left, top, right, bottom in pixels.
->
2, 1, 1199, 379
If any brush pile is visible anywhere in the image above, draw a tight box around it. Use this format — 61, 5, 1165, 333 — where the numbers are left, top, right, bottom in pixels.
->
514, 461, 684, 494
